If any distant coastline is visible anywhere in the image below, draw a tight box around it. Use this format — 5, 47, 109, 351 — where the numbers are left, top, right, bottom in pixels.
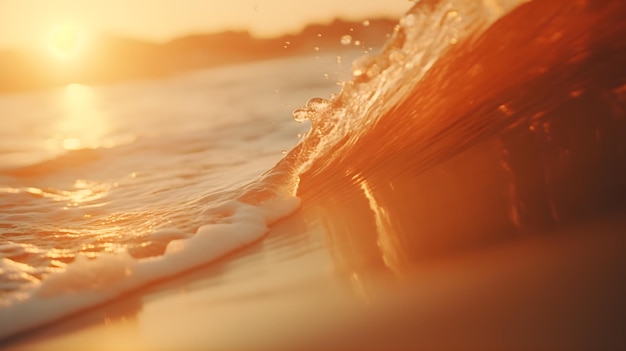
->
0, 18, 396, 94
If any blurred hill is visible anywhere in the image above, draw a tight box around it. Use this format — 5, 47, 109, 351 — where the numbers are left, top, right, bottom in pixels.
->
0, 18, 396, 94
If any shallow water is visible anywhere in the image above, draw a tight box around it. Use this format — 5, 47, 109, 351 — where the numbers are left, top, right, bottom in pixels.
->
1, 0, 626, 345
0, 51, 363, 336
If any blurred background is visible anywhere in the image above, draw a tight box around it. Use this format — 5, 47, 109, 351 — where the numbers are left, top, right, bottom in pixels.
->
0, 0, 412, 93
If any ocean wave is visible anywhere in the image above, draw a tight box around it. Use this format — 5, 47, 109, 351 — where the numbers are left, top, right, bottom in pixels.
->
294, 0, 626, 261
1, 0, 625, 342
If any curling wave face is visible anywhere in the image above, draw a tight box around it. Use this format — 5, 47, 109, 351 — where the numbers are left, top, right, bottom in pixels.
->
291, 0, 626, 274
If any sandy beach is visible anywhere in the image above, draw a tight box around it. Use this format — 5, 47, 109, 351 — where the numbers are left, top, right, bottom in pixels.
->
4, 205, 625, 350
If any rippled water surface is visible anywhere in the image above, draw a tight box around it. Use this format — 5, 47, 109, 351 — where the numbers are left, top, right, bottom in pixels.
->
0, 52, 362, 297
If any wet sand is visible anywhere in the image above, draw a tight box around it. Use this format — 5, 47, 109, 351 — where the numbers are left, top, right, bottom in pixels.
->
3, 203, 625, 351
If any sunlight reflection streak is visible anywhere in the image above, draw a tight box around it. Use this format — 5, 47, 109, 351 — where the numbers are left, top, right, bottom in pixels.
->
359, 180, 405, 273
55, 83, 110, 151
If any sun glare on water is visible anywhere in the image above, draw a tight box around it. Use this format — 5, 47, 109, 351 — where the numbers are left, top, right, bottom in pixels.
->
55, 83, 110, 151
47, 24, 84, 60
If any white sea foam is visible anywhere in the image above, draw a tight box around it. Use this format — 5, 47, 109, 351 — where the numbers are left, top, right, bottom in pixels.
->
0, 195, 300, 339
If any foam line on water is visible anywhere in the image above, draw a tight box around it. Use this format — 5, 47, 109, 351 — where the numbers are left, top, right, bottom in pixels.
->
0, 195, 300, 340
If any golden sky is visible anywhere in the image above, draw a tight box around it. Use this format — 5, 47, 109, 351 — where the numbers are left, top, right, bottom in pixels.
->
0, 0, 412, 50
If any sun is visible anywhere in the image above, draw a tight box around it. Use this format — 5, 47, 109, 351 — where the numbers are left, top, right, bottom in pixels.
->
47, 24, 84, 60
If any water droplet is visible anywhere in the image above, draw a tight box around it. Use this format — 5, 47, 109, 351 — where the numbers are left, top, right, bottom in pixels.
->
281, 150, 287, 155
362, 20, 370, 27
306, 97, 332, 112
317, 33, 322, 38
314, 46, 320, 52
354, 40, 361, 46
336, 55, 342, 64
341, 35, 352, 46
296, 133, 303, 138
292, 97, 332, 123
292, 108, 309, 123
